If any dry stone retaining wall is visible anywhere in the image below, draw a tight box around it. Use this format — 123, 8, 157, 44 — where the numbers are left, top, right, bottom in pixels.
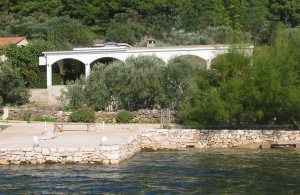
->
0, 129, 300, 165
140, 129, 300, 149
7, 108, 176, 123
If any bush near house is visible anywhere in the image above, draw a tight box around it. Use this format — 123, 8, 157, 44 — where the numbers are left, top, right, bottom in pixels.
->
0, 62, 29, 105
116, 110, 134, 123
69, 106, 96, 123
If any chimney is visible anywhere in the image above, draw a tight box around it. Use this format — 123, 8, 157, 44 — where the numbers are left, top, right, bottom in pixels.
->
147, 39, 156, 47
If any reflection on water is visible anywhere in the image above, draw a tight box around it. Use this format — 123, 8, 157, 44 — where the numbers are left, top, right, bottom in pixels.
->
0, 149, 299, 194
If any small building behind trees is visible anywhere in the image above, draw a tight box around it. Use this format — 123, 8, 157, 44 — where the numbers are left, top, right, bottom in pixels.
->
0, 37, 28, 62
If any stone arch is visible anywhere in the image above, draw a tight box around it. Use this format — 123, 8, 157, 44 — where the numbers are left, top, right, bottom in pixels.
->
125, 55, 166, 68
210, 52, 251, 80
210, 53, 250, 70
90, 57, 123, 70
170, 55, 207, 69
51, 58, 85, 84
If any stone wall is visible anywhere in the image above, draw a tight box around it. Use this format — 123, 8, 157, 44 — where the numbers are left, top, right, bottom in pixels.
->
7, 108, 176, 123
0, 140, 142, 165
1, 129, 299, 165
140, 129, 300, 149
30, 86, 67, 105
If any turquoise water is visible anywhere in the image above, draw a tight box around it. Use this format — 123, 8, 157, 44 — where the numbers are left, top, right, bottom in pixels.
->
0, 149, 299, 194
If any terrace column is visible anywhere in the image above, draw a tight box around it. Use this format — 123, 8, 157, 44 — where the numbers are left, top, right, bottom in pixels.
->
206, 59, 212, 69
85, 63, 91, 79
47, 64, 52, 87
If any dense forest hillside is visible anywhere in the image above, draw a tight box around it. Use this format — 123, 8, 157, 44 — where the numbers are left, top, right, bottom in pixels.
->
1, 0, 300, 46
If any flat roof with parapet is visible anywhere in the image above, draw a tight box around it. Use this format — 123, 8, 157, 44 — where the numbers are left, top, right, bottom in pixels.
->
42, 44, 253, 55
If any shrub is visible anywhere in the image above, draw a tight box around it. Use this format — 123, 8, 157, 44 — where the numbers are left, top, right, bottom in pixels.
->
69, 106, 95, 123
22, 113, 31, 122
116, 110, 133, 123
0, 63, 30, 105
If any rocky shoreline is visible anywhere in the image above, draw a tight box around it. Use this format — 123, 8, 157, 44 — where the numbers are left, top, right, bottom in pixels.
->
0, 129, 299, 165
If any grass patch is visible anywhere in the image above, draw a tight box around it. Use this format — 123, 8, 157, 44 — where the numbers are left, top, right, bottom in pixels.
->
32, 117, 59, 122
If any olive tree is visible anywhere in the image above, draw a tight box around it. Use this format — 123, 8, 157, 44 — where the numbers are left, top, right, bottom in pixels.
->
0, 62, 29, 105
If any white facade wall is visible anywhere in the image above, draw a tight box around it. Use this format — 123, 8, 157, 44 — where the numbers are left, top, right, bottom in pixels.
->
39, 45, 253, 87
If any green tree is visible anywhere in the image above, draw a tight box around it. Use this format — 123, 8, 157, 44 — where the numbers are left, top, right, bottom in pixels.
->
119, 56, 166, 110
45, 16, 94, 47
179, 28, 300, 129
0, 62, 29, 105
165, 56, 205, 108
179, 76, 229, 128
84, 64, 110, 111
268, 0, 300, 27
105, 22, 137, 45
240, 0, 268, 33
62, 76, 87, 111
2, 40, 57, 87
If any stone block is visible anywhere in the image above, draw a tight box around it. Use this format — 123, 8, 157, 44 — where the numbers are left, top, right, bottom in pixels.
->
65, 148, 78, 152
102, 159, 110, 165
80, 147, 95, 152
25, 157, 32, 161
238, 143, 260, 150
73, 157, 82, 162
66, 156, 73, 162
295, 144, 300, 151
34, 147, 42, 153
11, 151, 24, 155
37, 159, 45, 164
283, 137, 289, 141
241, 136, 247, 141
45, 156, 54, 161
58, 147, 65, 153
237, 130, 245, 134
42, 148, 50, 156
30, 160, 37, 165
21, 148, 32, 152
25, 152, 34, 157
263, 130, 274, 135
74, 152, 82, 157
0, 159, 9, 165
242, 140, 251, 145
261, 143, 271, 149
110, 160, 119, 164
60, 152, 70, 157
288, 135, 296, 140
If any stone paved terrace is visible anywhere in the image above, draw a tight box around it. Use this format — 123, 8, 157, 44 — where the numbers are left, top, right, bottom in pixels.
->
0, 122, 159, 148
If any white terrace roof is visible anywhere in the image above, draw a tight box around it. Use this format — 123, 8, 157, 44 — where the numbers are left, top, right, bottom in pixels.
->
42, 44, 252, 56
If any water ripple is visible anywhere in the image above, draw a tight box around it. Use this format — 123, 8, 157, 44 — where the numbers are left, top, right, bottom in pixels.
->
0, 149, 299, 194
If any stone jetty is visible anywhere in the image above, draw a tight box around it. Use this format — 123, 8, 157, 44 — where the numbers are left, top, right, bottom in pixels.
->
0, 122, 299, 165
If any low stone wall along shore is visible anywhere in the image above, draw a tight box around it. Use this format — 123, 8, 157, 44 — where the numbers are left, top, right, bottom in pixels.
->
0, 129, 299, 165
7, 108, 177, 123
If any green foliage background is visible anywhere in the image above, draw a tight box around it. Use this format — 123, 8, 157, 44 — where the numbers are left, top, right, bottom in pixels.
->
0, 0, 300, 45
179, 28, 300, 129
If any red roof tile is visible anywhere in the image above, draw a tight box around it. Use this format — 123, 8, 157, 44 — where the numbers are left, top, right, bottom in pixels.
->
0, 37, 26, 47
